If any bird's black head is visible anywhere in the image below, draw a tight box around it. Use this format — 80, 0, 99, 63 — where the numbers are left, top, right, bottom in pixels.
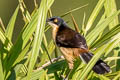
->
46, 16, 64, 27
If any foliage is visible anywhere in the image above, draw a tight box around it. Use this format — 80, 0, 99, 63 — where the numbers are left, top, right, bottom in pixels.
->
0, 0, 120, 80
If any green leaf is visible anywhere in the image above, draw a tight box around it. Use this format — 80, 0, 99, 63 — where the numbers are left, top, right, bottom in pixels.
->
0, 28, 12, 51
105, 57, 120, 61
113, 74, 120, 80
86, 10, 120, 46
13, 42, 32, 66
27, 0, 54, 79
85, 0, 105, 35
60, 4, 88, 17
21, 70, 45, 80
4, 7, 38, 77
104, 33, 120, 56
0, 55, 4, 80
91, 24, 120, 48
98, 75, 110, 80
104, 0, 119, 29
18, 0, 31, 22
4, 7, 38, 79
5, 6, 19, 40
21, 60, 66, 80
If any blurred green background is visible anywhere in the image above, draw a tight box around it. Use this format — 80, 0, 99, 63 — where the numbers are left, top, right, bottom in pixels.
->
0, 0, 120, 42
0, 0, 120, 80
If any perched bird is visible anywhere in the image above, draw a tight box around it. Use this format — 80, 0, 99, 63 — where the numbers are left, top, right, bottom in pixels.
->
46, 16, 110, 74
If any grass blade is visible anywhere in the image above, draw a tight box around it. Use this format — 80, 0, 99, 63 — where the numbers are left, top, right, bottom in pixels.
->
104, 0, 119, 29
19, 0, 31, 22
91, 24, 120, 48
0, 28, 12, 51
4, 10, 38, 77
104, 33, 120, 56
5, 6, 19, 40
0, 18, 5, 32
0, 56, 4, 80
27, 0, 54, 79
85, 0, 105, 35
86, 10, 120, 46
60, 4, 88, 17
13, 42, 32, 66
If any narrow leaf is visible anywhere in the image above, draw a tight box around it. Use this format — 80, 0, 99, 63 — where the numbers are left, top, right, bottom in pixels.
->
86, 10, 120, 46
60, 4, 88, 17
104, 0, 119, 29
27, 0, 54, 79
91, 24, 120, 48
5, 6, 19, 40
0, 56, 4, 80
85, 0, 105, 35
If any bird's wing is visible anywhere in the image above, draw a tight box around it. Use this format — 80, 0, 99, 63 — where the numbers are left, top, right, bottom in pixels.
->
56, 27, 88, 49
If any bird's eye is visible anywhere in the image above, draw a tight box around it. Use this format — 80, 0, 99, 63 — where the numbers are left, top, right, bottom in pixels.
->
53, 18, 58, 23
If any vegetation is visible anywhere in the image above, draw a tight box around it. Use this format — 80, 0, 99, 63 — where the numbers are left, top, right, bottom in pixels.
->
0, 0, 120, 80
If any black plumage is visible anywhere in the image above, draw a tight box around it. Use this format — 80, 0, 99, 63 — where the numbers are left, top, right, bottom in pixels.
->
56, 23, 88, 49
80, 52, 110, 74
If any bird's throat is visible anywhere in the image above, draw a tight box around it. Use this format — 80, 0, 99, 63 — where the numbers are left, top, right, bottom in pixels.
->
52, 26, 59, 41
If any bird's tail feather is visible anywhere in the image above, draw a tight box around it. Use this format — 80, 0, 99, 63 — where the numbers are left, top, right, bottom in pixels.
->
80, 52, 110, 74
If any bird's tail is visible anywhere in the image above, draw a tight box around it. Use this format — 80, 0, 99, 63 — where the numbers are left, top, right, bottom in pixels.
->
80, 52, 110, 74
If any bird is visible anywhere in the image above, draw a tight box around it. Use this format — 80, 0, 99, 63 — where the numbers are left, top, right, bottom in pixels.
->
46, 16, 110, 74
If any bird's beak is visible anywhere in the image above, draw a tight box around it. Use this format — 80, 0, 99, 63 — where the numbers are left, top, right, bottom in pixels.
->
46, 18, 53, 25
46, 18, 59, 28
46, 18, 53, 26
46, 18, 55, 28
